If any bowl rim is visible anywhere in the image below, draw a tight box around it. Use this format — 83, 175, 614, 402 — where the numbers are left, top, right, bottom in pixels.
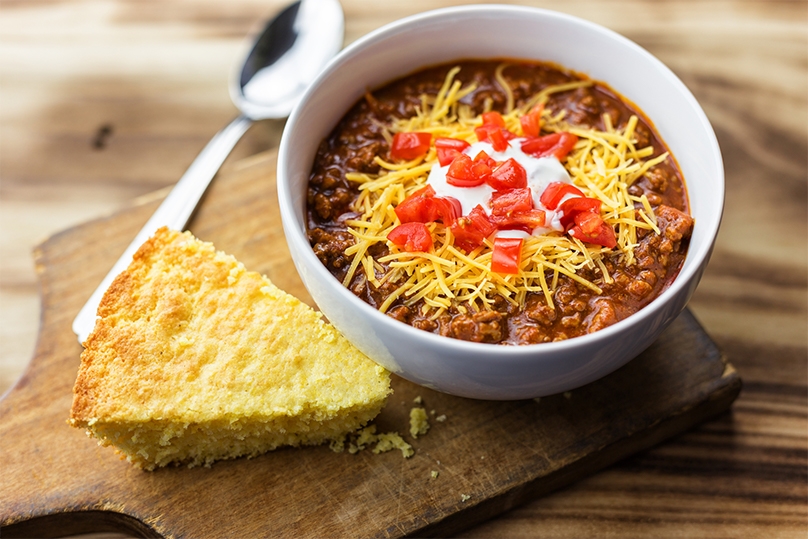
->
277, 4, 725, 360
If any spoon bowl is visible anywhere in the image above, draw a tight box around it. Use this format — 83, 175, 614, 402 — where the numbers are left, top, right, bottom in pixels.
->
235, 0, 344, 119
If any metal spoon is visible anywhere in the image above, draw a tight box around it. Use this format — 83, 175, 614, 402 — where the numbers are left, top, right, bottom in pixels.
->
72, 0, 344, 343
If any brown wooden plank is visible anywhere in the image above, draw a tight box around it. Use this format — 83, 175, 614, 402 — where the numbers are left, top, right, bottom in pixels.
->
0, 151, 739, 538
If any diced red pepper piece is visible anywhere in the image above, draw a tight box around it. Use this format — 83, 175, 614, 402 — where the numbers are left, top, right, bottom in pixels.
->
446, 153, 485, 187
388, 222, 433, 252
390, 132, 432, 161
449, 205, 495, 252
487, 158, 528, 191
539, 181, 585, 210
520, 132, 578, 160
481, 111, 506, 128
435, 137, 471, 167
491, 237, 524, 274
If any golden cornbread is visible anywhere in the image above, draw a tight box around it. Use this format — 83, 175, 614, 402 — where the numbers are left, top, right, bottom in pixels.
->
69, 227, 391, 470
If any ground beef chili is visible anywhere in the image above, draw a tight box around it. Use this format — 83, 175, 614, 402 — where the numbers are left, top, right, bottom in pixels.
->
306, 60, 693, 345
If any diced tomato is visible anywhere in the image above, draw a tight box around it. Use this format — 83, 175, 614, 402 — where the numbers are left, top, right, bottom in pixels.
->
491, 237, 524, 274
574, 210, 605, 237
487, 158, 527, 190
395, 186, 435, 223
569, 221, 617, 249
467, 204, 496, 236
491, 188, 534, 217
395, 186, 460, 224
519, 104, 544, 138
475, 124, 512, 152
430, 196, 462, 223
539, 181, 585, 210
470, 150, 496, 183
435, 137, 471, 167
471, 160, 492, 184
520, 132, 578, 160
388, 222, 433, 252
558, 196, 601, 230
481, 111, 506, 128
446, 153, 485, 187
390, 132, 432, 161
490, 188, 544, 232
474, 150, 497, 167
449, 205, 495, 252
411, 184, 436, 198
491, 209, 546, 232
519, 112, 540, 138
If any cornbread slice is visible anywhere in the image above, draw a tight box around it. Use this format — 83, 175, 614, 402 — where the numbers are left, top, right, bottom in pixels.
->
69, 227, 391, 470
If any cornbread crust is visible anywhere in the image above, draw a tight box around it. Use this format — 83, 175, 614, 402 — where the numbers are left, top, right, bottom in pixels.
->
69, 227, 391, 470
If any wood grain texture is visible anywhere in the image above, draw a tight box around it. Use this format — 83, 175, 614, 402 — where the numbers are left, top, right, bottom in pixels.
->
0, 0, 805, 537
0, 151, 740, 538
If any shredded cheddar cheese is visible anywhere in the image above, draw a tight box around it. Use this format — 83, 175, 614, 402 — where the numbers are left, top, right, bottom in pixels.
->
342, 65, 668, 316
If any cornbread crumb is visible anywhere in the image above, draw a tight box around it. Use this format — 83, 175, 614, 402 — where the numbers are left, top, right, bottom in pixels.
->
460, 494, 471, 502
68, 227, 391, 470
435, 414, 447, 423
334, 424, 414, 458
373, 432, 414, 458
409, 407, 430, 438
430, 470, 439, 480
329, 439, 345, 453
413, 396, 423, 404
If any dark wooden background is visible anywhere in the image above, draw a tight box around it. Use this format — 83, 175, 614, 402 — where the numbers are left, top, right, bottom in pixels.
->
1, 0, 805, 537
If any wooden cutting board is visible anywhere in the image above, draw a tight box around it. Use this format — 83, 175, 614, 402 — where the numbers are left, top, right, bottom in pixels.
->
0, 151, 740, 538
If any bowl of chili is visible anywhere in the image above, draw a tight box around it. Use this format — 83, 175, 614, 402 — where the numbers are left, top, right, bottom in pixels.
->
276, 5, 723, 399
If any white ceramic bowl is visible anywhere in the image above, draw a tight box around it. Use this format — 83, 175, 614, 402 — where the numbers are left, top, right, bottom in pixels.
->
277, 5, 724, 400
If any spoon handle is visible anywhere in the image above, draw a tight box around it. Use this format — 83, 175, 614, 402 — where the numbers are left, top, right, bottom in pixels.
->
72, 115, 253, 344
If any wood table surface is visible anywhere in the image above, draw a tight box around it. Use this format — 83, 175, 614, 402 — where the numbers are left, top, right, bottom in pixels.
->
1, 0, 805, 537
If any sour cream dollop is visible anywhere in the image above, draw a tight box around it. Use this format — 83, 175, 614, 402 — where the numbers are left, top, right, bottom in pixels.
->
426, 140, 573, 236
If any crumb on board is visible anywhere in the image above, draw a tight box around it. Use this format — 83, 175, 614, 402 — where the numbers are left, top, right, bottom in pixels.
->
460, 494, 471, 502
410, 407, 430, 438
373, 432, 414, 458
430, 470, 439, 480
329, 395, 442, 459
330, 424, 413, 458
